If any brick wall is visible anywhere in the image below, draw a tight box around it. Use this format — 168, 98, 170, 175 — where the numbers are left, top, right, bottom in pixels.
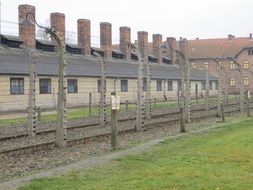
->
137, 31, 148, 61
152, 34, 163, 64
120, 26, 131, 60
190, 49, 253, 94
166, 37, 176, 64
77, 19, 91, 55
100, 22, 112, 58
50, 12, 65, 49
18, 4, 36, 48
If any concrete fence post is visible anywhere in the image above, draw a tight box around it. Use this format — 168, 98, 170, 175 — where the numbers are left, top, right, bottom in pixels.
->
247, 90, 250, 117
94, 52, 107, 127
216, 62, 222, 117
21, 12, 68, 147
154, 98, 157, 108
55, 38, 68, 147
89, 92, 92, 117
22, 46, 37, 137
100, 58, 107, 127
180, 77, 186, 132
180, 107, 185, 132
145, 62, 152, 119
221, 102, 225, 122
177, 84, 180, 106
239, 66, 244, 114
125, 100, 129, 111
185, 60, 191, 123
37, 107, 41, 122
111, 92, 119, 150
136, 45, 145, 131
178, 39, 190, 123
205, 66, 209, 110
195, 84, 198, 104
128, 41, 148, 131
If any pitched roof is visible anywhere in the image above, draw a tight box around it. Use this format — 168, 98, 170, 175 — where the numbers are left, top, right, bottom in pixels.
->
0, 45, 217, 81
112, 35, 253, 60
1, 34, 23, 42
187, 36, 253, 59
36, 39, 53, 46
112, 49, 123, 55
66, 43, 81, 49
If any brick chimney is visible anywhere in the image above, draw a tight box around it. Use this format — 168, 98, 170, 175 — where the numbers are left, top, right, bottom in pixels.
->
152, 34, 163, 64
77, 19, 91, 55
100, 22, 112, 58
50, 12, 65, 50
179, 38, 188, 56
228, 34, 234, 41
166, 37, 176, 64
137, 31, 148, 62
18, 4, 36, 48
120, 26, 131, 61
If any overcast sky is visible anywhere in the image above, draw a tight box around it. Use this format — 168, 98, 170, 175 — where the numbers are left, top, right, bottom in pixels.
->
1, 0, 253, 45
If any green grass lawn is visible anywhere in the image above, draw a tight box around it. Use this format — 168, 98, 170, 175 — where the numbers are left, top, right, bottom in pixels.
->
0, 104, 136, 127
20, 118, 253, 190
1, 95, 243, 127
0, 101, 174, 127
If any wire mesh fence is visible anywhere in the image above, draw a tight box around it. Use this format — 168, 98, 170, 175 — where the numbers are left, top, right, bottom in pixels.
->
0, 88, 250, 126
1, 39, 253, 149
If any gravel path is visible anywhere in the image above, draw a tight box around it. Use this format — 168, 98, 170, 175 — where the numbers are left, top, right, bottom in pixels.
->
0, 120, 176, 182
0, 116, 243, 190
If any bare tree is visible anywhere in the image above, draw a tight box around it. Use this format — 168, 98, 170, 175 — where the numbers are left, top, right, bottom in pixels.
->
36, 18, 50, 40
66, 31, 76, 44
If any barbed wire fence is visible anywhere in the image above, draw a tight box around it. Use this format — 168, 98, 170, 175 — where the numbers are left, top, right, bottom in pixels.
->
1, 20, 253, 147
0, 20, 120, 47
